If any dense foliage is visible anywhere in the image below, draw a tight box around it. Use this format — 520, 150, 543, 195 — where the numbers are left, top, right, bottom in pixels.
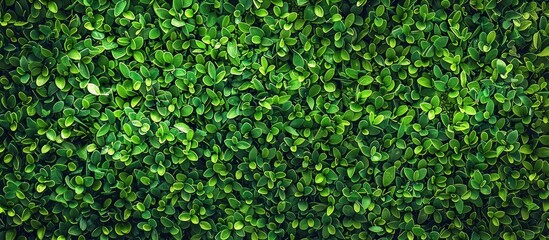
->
1, 0, 549, 239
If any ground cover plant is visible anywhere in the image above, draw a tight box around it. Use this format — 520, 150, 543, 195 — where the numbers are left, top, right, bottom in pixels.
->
1, 0, 549, 239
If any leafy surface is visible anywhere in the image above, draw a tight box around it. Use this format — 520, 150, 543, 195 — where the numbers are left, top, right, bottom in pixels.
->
1, 0, 549, 239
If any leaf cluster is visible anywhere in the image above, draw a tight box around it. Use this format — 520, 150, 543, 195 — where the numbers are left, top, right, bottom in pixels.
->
1, 0, 549, 240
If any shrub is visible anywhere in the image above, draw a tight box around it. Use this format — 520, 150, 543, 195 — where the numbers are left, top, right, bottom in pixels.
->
1, 0, 549, 239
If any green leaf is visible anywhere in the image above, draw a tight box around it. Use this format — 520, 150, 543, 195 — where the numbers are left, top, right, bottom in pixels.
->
181, 105, 194, 117
358, 75, 374, 85
537, 46, 549, 57
119, 62, 130, 78
47, 2, 59, 13
174, 123, 191, 133
495, 59, 507, 74
158, 218, 173, 229
68, 226, 82, 235
433, 36, 449, 49
417, 77, 431, 88
5, 229, 15, 240
462, 106, 476, 115
112, 48, 127, 59
536, 147, 549, 158
314, 5, 324, 17
234, 221, 244, 230
220, 229, 230, 239
149, 28, 161, 39
236, 141, 251, 150
207, 62, 216, 79
199, 221, 212, 230
67, 49, 81, 60
506, 130, 519, 144
227, 40, 238, 58
187, 150, 198, 161
486, 31, 496, 44
79, 62, 90, 79
383, 166, 396, 187
97, 124, 110, 137
455, 199, 464, 214
315, 173, 325, 184
173, 0, 183, 10
324, 82, 336, 92
115, 223, 131, 235
369, 226, 384, 233
182, 0, 193, 8
324, 69, 335, 81
114, 0, 127, 17
292, 51, 305, 67
87, 83, 101, 96
227, 107, 239, 119
130, 71, 143, 82
412, 226, 425, 236
131, 37, 144, 50
55, 76, 66, 89
36, 75, 49, 87
284, 126, 299, 136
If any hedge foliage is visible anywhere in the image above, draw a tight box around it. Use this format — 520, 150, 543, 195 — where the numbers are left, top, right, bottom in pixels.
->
1, 0, 549, 239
